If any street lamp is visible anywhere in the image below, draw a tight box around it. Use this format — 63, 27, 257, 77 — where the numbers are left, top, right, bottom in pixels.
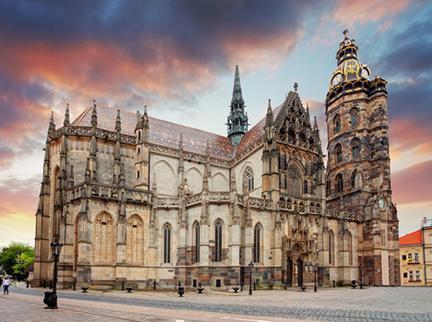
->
248, 261, 254, 296
43, 239, 63, 309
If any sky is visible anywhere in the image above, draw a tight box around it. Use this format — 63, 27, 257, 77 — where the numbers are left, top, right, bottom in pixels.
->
0, 0, 431, 247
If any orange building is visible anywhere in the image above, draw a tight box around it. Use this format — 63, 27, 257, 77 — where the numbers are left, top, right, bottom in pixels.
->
399, 230, 424, 286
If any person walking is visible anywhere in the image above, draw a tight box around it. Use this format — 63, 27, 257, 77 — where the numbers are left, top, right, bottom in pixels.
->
2, 276, 10, 295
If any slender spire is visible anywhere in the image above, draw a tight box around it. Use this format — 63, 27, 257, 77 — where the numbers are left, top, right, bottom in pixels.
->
91, 100, 97, 127
313, 116, 319, 131
115, 109, 121, 132
152, 172, 157, 193
84, 157, 91, 183
294, 82, 298, 92
306, 102, 310, 118
68, 164, 74, 188
179, 132, 183, 150
48, 111, 56, 132
232, 65, 244, 104
266, 99, 274, 126
63, 103, 70, 126
230, 169, 236, 193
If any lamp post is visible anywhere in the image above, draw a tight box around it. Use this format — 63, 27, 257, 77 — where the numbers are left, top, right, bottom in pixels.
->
44, 239, 63, 309
248, 261, 254, 296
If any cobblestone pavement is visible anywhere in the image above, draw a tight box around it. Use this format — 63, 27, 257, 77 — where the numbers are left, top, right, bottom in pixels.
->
6, 284, 432, 321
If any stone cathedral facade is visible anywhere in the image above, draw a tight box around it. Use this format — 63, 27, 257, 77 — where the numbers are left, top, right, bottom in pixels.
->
33, 32, 400, 290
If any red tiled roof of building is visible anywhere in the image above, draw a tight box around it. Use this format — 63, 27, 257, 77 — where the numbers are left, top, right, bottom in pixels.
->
399, 229, 422, 246
72, 104, 284, 161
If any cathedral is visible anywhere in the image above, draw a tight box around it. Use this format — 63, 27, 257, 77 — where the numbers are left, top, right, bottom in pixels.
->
33, 31, 400, 290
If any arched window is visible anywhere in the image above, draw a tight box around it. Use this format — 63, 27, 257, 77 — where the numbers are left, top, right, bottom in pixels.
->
303, 180, 308, 194
333, 114, 341, 133
329, 230, 335, 265
335, 173, 344, 193
127, 215, 144, 264
350, 108, 359, 128
214, 220, 223, 262
351, 170, 363, 189
253, 224, 263, 263
94, 212, 114, 264
335, 143, 342, 163
351, 138, 361, 159
193, 221, 200, 263
163, 224, 171, 263
287, 164, 302, 197
344, 231, 353, 266
288, 128, 296, 144
242, 166, 254, 193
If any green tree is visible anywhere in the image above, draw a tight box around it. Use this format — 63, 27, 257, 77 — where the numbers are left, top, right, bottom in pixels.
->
0, 242, 34, 280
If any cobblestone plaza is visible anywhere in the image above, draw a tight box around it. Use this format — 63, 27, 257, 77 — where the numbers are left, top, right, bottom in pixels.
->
1, 285, 431, 321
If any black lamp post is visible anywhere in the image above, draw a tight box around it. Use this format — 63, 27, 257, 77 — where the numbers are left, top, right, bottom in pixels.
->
44, 239, 63, 309
313, 265, 318, 292
248, 261, 254, 296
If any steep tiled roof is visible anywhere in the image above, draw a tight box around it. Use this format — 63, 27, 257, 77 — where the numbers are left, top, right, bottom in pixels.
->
72, 106, 235, 160
72, 104, 283, 161
399, 229, 422, 246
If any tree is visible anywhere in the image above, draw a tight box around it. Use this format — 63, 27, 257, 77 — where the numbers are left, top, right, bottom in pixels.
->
0, 242, 34, 280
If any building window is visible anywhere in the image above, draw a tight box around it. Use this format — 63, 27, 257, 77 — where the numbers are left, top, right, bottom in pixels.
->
333, 114, 341, 133
94, 212, 114, 264
409, 271, 413, 280
403, 272, 408, 278
415, 271, 421, 281
414, 253, 419, 263
303, 180, 308, 194
243, 166, 254, 193
335, 143, 342, 163
214, 220, 223, 262
163, 224, 171, 264
351, 138, 361, 159
350, 108, 359, 128
407, 253, 412, 263
287, 164, 302, 197
402, 255, 407, 261
193, 222, 200, 263
253, 224, 262, 263
127, 215, 144, 265
335, 173, 344, 193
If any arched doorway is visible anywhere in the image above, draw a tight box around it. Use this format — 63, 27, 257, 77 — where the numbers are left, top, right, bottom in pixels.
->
286, 257, 293, 287
296, 258, 304, 287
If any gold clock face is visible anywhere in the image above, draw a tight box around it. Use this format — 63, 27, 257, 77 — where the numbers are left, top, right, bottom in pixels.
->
331, 73, 343, 86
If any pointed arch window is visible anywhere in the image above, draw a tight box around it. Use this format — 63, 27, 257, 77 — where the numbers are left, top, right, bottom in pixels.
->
94, 212, 114, 264
127, 215, 144, 264
287, 164, 302, 197
335, 143, 342, 163
242, 166, 254, 193
351, 170, 363, 189
214, 220, 223, 262
333, 114, 341, 133
193, 222, 200, 263
303, 180, 308, 194
344, 231, 353, 266
335, 173, 344, 193
163, 224, 171, 263
253, 224, 263, 263
351, 138, 361, 159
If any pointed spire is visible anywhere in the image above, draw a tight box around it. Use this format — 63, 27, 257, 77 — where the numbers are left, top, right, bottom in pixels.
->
48, 111, 56, 132
91, 100, 97, 127
63, 103, 70, 126
306, 102, 310, 118
68, 164, 74, 188
179, 132, 183, 150
119, 162, 126, 186
205, 139, 210, 157
294, 82, 298, 92
232, 65, 244, 104
266, 99, 274, 126
115, 109, 121, 132
135, 110, 143, 132
230, 169, 237, 193
313, 116, 319, 131
90, 135, 97, 157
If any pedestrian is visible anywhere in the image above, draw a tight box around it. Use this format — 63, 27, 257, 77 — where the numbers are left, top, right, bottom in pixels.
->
2, 276, 10, 295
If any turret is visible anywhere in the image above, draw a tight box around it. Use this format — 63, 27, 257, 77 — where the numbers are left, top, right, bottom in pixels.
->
134, 107, 149, 189
63, 103, 70, 126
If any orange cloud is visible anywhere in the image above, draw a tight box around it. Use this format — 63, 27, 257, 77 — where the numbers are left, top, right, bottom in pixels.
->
333, 0, 409, 26
392, 160, 432, 204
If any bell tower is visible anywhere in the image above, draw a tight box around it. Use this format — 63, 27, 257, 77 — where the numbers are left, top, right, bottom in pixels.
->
325, 30, 400, 286
227, 65, 248, 146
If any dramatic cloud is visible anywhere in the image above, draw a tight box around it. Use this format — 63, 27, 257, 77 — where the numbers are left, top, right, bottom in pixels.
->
392, 160, 432, 204
332, 0, 409, 26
